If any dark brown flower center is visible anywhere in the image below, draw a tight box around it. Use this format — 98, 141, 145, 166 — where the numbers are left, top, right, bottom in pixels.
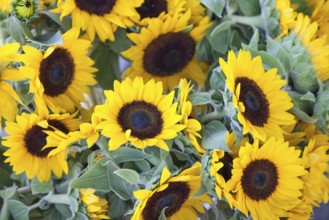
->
117, 101, 163, 140
241, 159, 278, 200
143, 32, 195, 77
24, 120, 69, 158
39, 48, 75, 97
217, 153, 233, 181
74, 0, 115, 16
235, 77, 270, 127
136, 0, 167, 19
142, 182, 190, 220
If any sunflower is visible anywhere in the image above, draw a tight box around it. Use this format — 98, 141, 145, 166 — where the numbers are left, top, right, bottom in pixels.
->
132, 0, 206, 26
122, 11, 212, 91
0, 43, 25, 123
292, 13, 329, 81
0, 0, 11, 13
19, 28, 97, 113
80, 188, 110, 220
275, 0, 297, 37
132, 162, 212, 220
225, 137, 307, 219
210, 132, 249, 208
285, 199, 313, 220
177, 79, 204, 153
94, 77, 185, 151
2, 103, 81, 182
51, 0, 142, 42
219, 50, 295, 141
310, 0, 329, 41
300, 138, 329, 206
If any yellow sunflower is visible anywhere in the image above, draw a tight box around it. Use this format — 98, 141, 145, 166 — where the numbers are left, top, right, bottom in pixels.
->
132, 162, 212, 220
219, 50, 295, 141
276, 0, 297, 37
0, 0, 11, 13
0, 43, 25, 123
225, 137, 307, 219
285, 199, 313, 220
2, 103, 81, 182
51, 0, 142, 42
292, 13, 329, 81
19, 28, 97, 113
122, 11, 212, 91
210, 132, 249, 208
178, 79, 204, 153
80, 188, 110, 220
300, 138, 329, 206
131, 0, 206, 26
310, 0, 329, 41
94, 77, 185, 151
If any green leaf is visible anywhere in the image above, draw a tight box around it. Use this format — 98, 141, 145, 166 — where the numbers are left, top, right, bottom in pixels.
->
108, 192, 127, 218
289, 107, 317, 124
32, 31, 63, 46
107, 161, 138, 200
236, 0, 260, 16
44, 195, 71, 205
55, 204, 72, 218
114, 169, 140, 184
40, 11, 71, 30
201, 0, 225, 17
300, 91, 316, 102
7, 200, 29, 220
31, 178, 52, 195
266, 37, 292, 74
70, 158, 111, 192
111, 147, 151, 163
107, 28, 133, 54
70, 212, 89, 220
90, 42, 119, 90
189, 92, 211, 105
202, 121, 230, 151
0, 186, 17, 200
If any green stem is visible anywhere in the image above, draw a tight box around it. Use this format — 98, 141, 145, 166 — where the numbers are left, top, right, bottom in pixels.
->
230, 15, 265, 30
17, 186, 30, 194
28, 191, 53, 211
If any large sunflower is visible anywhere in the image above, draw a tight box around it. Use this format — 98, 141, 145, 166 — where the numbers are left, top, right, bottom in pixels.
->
225, 138, 307, 219
292, 13, 329, 81
94, 77, 185, 151
219, 50, 295, 141
80, 188, 110, 220
2, 103, 81, 182
122, 11, 212, 91
19, 28, 97, 113
51, 0, 142, 42
132, 162, 212, 220
0, 43, 25, 123
177, 78, 204, 153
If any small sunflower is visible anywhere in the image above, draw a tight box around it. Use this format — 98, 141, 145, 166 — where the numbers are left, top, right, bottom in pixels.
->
19, 28, 97, 113
310, 0, 329, 41
122, 11, 212, 91
80, 188, 110, 220
132, 0, 206, 26
285, 199, 313, 220
219, 50, 295, 141
292, 13, 329, 81
132, 162, 212, 220
225, 137, 307, 219
300, 138, 329, 206
275, 0, 297, 37
51, 0, 142, 42
94, 77, 185, 151
2, 104, 81, 182
178, 79, 204, 153
0, 43, 25, 123
0, 0, 11, 13
210, 132, 248, 208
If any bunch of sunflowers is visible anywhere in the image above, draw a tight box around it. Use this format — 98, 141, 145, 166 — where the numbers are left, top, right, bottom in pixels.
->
0, 0, 329, 219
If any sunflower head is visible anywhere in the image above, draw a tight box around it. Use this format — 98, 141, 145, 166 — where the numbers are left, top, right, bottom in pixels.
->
19, 28, 97, 113
122, 11, 212, 91
80, 188, 110, 220
219, 50, 295, 141
2, 107, 80, 182
94, 77, 185, 151
275, 0, 297, 37
132, 162, 212, 220
225, 138, 307, 219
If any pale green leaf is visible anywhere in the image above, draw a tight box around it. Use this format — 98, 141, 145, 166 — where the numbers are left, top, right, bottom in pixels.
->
202, 121, 230, 151
7, 200, 29, 220
0, 186, 17, 200
201, 0, 225, 17
189, 92, 211, 105
31, 177, 52, 195
114, 169, 140, 184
